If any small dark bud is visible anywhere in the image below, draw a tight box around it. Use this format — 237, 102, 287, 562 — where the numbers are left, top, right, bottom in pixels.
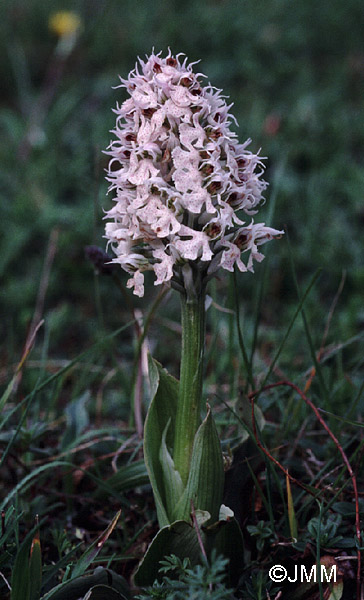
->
85, 246, 114, 275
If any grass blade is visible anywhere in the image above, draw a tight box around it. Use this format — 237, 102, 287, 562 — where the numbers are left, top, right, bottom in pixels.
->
29, 527, 42, 600
71, 510, 121, 579
286, 473, 298, 540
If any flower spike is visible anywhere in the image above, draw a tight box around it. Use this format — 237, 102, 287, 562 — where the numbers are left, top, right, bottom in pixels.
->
104, 51, 283, 296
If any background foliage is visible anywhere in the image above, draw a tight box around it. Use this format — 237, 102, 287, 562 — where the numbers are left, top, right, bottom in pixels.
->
0, 1, 363, 598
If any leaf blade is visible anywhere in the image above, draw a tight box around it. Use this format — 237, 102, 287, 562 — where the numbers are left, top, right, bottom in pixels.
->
144, 355, 179, 527
174, 405, 224, 523
11, 539, 30, 600
71, 511, 121, 579
29, 529, 42, 600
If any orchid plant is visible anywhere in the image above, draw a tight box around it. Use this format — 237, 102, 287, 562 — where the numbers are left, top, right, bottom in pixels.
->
104, 50, 282, 584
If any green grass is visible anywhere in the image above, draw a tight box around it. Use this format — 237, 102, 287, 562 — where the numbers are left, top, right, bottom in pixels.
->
0, 1, 363, 598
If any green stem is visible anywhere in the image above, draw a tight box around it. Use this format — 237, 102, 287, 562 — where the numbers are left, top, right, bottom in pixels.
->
174, 292, 205, 485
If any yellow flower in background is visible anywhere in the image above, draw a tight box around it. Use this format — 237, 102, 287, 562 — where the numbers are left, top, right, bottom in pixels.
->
48, 11, 81, 38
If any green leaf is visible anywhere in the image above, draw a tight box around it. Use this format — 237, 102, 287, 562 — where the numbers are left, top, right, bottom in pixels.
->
82, 584, 128, 600
331, 501, 356, 516
144, 355, 179, 527
209, 514, 245, 587
0, 373, 19, 414
174, 406, 224, 524
286, 474, 298, 540
40, 567, 129, 600
11, 539, 30, 600
61, 391, 90, 450
159, 420, 185, 520
327, 582, 344, 600
147, 354, 160, 401
134, 519, 204, 587
94, 460, 149, 499
134, 512, 244, 587
29, 530, 42, 600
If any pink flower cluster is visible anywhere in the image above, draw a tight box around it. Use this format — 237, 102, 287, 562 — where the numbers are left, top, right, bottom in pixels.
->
104, 51, 282, 297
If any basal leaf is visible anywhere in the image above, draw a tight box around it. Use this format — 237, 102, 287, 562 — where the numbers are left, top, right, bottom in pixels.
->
174, 405, 224, 523
159, 420, 185, 520
82, 584, 128, 600
144, 355, 179, 527
134, 512, 244, 587
40, 567, 129, 600
133, 520, 203, 587
208, 515, 245, 587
